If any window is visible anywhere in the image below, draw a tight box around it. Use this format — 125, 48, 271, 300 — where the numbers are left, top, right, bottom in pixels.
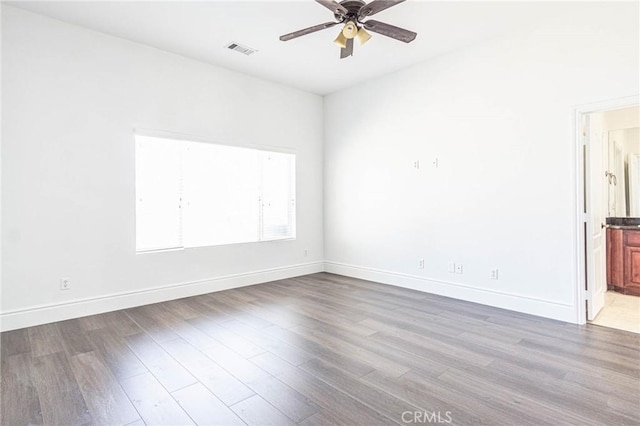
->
135, 134, 295, 252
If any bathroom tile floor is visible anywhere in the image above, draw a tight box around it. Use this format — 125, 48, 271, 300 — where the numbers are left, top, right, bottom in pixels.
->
590, 291, 640, 333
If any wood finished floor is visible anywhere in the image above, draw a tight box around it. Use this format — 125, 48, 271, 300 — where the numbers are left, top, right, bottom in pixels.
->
1, 272, 639, 425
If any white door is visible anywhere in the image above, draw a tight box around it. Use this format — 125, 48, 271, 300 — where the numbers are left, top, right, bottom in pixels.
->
586, 113, 607, 320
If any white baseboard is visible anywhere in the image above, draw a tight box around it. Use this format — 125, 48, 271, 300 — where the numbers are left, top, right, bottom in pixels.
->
0, 259, 578, 331
0, 261, 324, 332
324, 261, 577, 323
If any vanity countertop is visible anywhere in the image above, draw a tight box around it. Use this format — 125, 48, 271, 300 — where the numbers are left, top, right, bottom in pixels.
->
606, 217, 640, 227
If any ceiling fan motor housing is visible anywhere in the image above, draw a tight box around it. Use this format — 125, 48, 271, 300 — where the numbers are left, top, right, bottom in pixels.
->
334, 0, 366, 22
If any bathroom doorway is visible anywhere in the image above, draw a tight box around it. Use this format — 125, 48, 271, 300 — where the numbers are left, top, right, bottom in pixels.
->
579, 101, 640, 333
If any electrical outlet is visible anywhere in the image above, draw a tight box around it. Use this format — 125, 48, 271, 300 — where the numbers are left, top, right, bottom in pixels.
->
447, 262, 456, 273
491, 269, 499, 280
413, 160, 420, 169
60, 277, 70, 291
433, 157, 439, 168
418, 259, 424, 269
455, 264, 463, 274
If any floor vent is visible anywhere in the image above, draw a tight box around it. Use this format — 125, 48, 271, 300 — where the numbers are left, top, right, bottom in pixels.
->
226, 42, 257, 56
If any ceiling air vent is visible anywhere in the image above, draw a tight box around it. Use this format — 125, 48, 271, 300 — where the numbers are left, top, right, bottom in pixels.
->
226, 42, 257, 56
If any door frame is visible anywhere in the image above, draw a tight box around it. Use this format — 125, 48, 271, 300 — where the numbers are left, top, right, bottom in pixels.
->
574, 95, 639, 324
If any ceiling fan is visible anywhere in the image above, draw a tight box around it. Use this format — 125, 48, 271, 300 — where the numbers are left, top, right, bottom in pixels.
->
280, 0, 417, 59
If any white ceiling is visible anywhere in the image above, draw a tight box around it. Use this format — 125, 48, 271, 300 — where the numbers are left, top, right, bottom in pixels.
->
8, 1, 583, 95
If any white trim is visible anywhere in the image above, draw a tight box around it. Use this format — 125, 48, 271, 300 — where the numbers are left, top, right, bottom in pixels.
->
573, 95, 639, 325
1, 256, 591, 331
324, 261, 577, 323
0, 261, 324, 332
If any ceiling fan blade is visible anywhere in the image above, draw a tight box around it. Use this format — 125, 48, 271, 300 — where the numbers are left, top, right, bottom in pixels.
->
340, 37, 354, 58
280, 21, 339, 41
363, 20, 417, 43
359, 0, 406, 19
316, 0, 348, 16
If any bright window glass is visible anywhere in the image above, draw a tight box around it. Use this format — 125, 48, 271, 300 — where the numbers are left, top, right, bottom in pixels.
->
135, 134, 295, 252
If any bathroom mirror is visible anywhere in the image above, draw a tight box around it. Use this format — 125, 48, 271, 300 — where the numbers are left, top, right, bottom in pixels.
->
607, 126, 640, 217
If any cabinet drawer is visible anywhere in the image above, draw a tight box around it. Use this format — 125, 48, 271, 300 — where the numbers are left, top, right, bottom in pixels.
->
625, 231, 640, 247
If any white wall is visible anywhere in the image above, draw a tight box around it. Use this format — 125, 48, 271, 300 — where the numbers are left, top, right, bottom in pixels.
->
1, 6, 324, 330
601, 106, 640, 131
625, 128, 640, 157
600, 107, 640, 162
3, 3, 639, 330
323, 2, 639, 322
600, 108, 640, 217
0, 5, 3, 331
605, 126, 640, 160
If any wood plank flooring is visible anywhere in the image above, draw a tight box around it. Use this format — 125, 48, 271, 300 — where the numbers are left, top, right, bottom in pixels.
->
1, 272, 639, 425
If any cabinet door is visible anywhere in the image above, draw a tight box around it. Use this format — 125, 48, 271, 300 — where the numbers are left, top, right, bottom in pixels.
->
607, 229, 624, 287
623, 245, 640, 296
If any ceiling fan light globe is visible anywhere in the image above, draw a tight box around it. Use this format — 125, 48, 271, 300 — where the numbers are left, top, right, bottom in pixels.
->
356, 27, 372, 45
342, 21, 358, 39
333, 31, 348, 48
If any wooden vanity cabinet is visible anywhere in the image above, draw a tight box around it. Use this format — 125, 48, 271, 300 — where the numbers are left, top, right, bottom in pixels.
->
623, 231, 640, 295
607, 228, 623, 290
607, 228, 640, 296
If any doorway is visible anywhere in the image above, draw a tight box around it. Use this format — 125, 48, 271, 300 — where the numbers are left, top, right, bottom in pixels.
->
578, 98, 640, 333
